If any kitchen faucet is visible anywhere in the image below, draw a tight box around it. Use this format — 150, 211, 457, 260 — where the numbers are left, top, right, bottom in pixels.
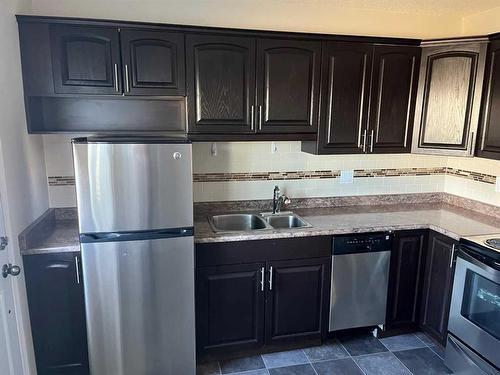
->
272, 186, 291, 214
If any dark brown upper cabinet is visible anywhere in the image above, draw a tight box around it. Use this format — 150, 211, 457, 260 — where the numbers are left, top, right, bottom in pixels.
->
412, 41, 487, 156
120, 29, 185, 95
186, 34, 256, 134
303, 43, 419, 155
50, 24, 122, 95
477, 39, 500, 160
313, 42, 373, 154
368, 46, 420, 153
255, 39, 321, 134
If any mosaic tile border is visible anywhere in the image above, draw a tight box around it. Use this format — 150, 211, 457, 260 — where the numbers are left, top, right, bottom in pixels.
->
48, 176, 75, 186
47, 167, 496, 186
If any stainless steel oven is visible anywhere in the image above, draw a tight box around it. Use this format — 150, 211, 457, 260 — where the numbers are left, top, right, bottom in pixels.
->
445, 235, 500, 375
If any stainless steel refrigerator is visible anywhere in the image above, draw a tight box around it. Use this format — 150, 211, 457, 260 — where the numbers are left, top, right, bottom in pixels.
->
72, 137, 195, 375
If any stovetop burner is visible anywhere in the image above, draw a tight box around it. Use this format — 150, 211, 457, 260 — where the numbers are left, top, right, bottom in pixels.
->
485, 238, 500, 250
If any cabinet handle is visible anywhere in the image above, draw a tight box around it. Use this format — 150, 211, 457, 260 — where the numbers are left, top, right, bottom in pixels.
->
259, 105, 263, 130
75, 256, 81, 284
125, 64, 130, 93
250, 105, 255, 130
361, 129, 367, 152
269, 266, 273, 291
260, 266, 264, 291
113, 64, 119, 92
469, 132, 475, 156
370, 129, 374, 153
450, 244, 456, 268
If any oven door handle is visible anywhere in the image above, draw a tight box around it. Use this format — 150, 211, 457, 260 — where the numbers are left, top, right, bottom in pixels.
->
458, 249, 500, 276
448, 335, 498, 375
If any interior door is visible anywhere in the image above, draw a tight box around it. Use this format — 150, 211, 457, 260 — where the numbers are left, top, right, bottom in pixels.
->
317, 42, 373, 154
120, 29, 185, 96
0, 193, 24, 374
50, 24, 121, 95
256, 39, 321, 133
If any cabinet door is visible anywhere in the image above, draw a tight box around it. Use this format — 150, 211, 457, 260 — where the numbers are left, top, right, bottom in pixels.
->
120, 29, 185, 95
23, 253, 88, 375
412, 42, 487, 156
419, 232, 458, 345
265, 257, 330, 345
186, 34, 256, 134
386, 230, 427, 332
196, 263, 265, 356
256, 39, 321, 134
50, 24, 121, 95
369, 46, 420, 153
317, 42, 373, 154
477, 40, 500, 160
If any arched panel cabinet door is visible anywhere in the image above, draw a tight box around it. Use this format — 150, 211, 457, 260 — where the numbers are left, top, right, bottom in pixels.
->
256, 39, 321, 134
411, 41, 487, 156
186, 34, 256, 134
120, 29, 185, 96
50, 24, 121, 95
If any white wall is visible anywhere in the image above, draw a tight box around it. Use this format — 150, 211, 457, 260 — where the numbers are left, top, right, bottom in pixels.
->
463, 6, 500, 35
0, 0, 49, 374
28, 0, 464, 39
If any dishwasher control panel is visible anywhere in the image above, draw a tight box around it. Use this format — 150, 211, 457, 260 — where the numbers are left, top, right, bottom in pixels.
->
333, 232, 393, 255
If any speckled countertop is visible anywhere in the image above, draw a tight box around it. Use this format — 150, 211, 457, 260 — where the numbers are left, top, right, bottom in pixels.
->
21, 220, 80, 255
19, 201, 500, 255
194, 203, 500, 243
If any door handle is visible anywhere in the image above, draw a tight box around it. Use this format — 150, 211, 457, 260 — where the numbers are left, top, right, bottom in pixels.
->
113, 63, 119, 92
450, 244, 456, 268
2, 264, 21, 278
124, 64, 130, 93
362, 129, 367, 152
269, 266, 273, 290
75, 256, 81, 284
250, 105, 255, 130
260, 266, 264, 291
370, 129, 374, 153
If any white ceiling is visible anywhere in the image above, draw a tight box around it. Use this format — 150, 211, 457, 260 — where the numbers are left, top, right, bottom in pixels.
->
272, 0, 500, 15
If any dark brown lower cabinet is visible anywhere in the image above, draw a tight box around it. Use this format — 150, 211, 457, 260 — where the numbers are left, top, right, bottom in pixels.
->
23, 252, 89, 375
385, 230, 427, 333
196, 257, 330, 358
196, 263, 266, 355
265, 258, 330, 345
195, 236, 332, 359
419, 231, 458, 345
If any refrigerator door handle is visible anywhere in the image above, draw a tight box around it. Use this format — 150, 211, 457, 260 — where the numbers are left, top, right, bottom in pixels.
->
80, 227, 194, 243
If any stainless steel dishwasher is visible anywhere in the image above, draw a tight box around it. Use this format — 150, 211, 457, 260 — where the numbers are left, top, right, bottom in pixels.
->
329, 232, 392, 332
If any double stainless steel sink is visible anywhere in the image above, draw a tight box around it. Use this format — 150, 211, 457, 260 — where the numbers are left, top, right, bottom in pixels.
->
209, 212, 312, 233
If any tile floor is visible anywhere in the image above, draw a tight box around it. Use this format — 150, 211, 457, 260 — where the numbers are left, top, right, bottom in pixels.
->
197, 331, 451, 375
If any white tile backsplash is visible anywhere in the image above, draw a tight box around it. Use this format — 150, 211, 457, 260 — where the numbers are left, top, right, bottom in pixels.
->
41, 139, 500, 207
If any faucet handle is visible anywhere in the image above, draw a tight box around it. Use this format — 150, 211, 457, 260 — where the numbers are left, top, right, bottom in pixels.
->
283, 196, 291, 205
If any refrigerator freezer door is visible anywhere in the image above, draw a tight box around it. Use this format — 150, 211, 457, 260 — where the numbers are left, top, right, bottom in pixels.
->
81, 236, 195, 375
73, 141, 193, 233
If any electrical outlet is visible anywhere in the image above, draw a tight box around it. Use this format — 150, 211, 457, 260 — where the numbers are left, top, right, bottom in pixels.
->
340, 170, 354, 184
496, 177, 500, 192
271, 142, 278, 153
